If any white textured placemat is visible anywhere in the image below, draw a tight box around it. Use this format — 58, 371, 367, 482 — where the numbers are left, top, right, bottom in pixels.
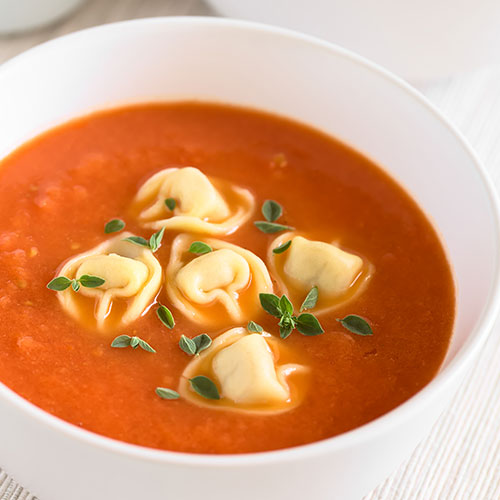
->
1, 1, 500, 498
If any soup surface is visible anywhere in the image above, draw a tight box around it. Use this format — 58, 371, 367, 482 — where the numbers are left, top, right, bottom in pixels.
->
0, 102, 455, 454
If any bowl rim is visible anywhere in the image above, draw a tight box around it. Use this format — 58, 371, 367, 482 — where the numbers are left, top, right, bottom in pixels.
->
1, 15, 499, 467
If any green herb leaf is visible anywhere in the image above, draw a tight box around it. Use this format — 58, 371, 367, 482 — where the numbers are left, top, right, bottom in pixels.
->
149, 227, 165, 253
272, 240, 292, 254
247, 321, 263, 333
156, 387, 180, 400
123, 235, 150, 248
111, 335, 132, 348
296, 313, 324, 336
71, 279, 81, 292
189, 376, 220, 400
300, 286, 319, 312
259, 293, 282, 318
165, 198, 176, 211
157, 304, 175, 329
47, 276, 72, 291
79, 275, 105, 288
262, 200, 283, 222
280, 324, 294, 339
192, 334, 212, 354
179, 335, 197, 356
254, 221, 294, 234
279, 294, 294, 316
337, 315, 373, 336
104, 218, 125, 234
189, 241, 213, 255
111, 334, 156, 352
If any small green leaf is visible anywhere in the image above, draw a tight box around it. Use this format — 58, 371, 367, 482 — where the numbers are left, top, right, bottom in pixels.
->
111, 335, 132, 348
273, 240, 292, 254
130, 337, 140, 348
165, 198, 176, 211
157, 304, 175, 329
189, 241, 213, 255
137, 338, 156, 353
254, 221, 294, 234
189, 376, 220, 400
300, 286, 319, 312
156, 387, 180, 400
179, 335, 197, 356
247, 321, 263, 333
104, 218, 125, 234
149, 227, 165, 253
280, 324, 294, 339
296, 313, 324, 336
262, 200, 283, 222
71, 279, 81, 292
47, 276, 72, 291
79, 275, 105, 288
123, 235, 150, 247
337, 315, 373, 336
192, 334, 212, 354
259, 293, 282, 318
279, 294, 294, 316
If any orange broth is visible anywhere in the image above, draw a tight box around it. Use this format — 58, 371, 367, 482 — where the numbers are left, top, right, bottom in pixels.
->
0, 102, 455, 454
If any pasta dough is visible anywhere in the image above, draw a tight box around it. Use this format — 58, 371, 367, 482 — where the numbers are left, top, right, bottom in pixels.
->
166, 234, 273, 326
56, 232, 162, 331
269, 233, 370, 312
133, 167, 254, 235
179, 327, 307, 414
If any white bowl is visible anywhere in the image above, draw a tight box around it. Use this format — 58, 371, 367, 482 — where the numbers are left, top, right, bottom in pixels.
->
0, 17, 499, 500
208, 0, 500, 81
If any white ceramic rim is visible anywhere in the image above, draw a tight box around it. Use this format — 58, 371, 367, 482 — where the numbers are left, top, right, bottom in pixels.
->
0, 16, 499, 467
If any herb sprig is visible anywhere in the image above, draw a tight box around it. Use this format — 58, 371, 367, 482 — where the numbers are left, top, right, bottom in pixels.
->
111, 334, 156, 353
179, 334, 212, 356
47, 274, 105, 292
259, 288, 323, 339
124, 227, 165, 252
254, 200, 294, 234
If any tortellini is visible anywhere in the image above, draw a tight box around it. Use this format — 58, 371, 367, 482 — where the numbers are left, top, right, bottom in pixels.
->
57, 232, 162, 331
179, 327, 308, 414
166, 234, 273, 327
133, 166, 254, 235
269, 233, 371, 312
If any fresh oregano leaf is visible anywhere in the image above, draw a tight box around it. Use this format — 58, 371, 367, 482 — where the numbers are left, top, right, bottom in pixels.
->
247, 321, 263, 333
111, 334, 156, 352
189, 241, 213, 255
259, 293, 282, 318
137, 338, 156, 353
192, 334, 212, 354
261, 200, 283, 222
157, 304, 175, 329
254, 221, 294, 234
104, 218, 125, 234
279, 294, 294, 316
47, 276, 72, 291
110, 335, 132, 348
300, 286, 319, 312
123, 235, 150, 248
71, 279, 81, 292
189, 376, 220, 400
130, 336, 140, 348
280, 324, 294, 339
165, 198, 176, 211
79, 275, 105, 288
296, 313, 324, 336
156, 387, 180, 400
272, 240, 292, 254
149, 227, 165, 253
179, 335, 197, 356
337, 315, 373, 336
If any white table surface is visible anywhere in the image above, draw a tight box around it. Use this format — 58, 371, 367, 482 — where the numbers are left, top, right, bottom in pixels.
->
1, 1, 499, 499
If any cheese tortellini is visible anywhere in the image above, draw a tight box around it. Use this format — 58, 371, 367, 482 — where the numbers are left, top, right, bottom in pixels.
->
133, 166, 254, 235
269, 233, 371, 312
166, 234, 273, 327
57, 232, 162, 331
179, 327, 308, 414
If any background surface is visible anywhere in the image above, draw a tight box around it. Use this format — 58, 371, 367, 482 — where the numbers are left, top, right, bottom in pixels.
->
0, 1, 499, 498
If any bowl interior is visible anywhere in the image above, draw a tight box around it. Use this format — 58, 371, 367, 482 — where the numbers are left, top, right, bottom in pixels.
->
0, 15, 498, 414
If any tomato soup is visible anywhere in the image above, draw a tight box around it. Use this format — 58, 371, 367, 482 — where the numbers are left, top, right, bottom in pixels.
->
0, 103, 455, 454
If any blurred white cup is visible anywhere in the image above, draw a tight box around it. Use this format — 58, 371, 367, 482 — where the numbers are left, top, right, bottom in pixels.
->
0, 0, 84, 35
208, 0, 500, 81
